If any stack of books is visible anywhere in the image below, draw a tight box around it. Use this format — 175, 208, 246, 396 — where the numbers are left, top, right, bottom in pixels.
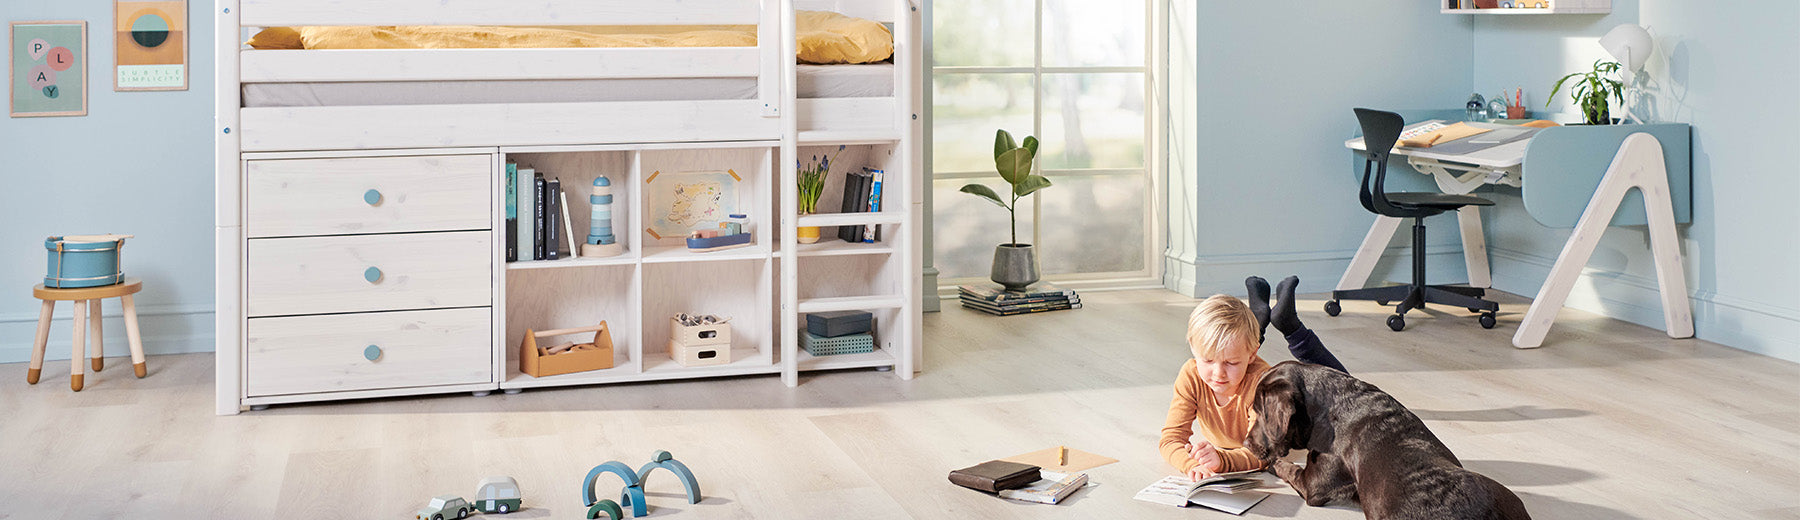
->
958, 283, 1081, 316
505, 162, 579, 262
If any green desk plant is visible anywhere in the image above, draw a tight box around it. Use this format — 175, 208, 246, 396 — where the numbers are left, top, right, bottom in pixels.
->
796, 145, 844, 244
1549, 59, 1624, 125
959, 129, 1052, 291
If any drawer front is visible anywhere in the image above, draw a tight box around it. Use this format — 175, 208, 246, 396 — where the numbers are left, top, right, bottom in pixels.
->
248, 231, 491, 317
247, 155, 491, 238
247, 308, 492, 397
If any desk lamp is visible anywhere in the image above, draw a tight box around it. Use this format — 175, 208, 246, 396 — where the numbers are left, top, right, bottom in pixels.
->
1599, 23, 1653, 124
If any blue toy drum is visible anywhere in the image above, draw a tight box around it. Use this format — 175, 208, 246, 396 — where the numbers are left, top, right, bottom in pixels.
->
44, 235, 132, 288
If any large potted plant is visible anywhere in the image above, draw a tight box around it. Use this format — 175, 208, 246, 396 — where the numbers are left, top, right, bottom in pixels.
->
959, 129, 1051, 291
1549, 59, 1625, 125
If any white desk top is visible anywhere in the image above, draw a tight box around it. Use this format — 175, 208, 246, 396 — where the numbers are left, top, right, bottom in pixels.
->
1344, 120, 1532, 169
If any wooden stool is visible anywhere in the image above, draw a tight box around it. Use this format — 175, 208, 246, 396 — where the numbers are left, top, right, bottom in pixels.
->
29, 278, 145, 391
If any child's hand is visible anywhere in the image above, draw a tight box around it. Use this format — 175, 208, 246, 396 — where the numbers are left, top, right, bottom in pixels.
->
1184, 437, 1224, 477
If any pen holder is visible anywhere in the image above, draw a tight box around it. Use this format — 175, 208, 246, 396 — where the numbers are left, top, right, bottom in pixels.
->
1507, 106, 1528, 120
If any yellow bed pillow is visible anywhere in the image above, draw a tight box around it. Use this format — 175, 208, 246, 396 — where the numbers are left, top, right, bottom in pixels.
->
795, 10, 893, 64
245, 26, 303, 49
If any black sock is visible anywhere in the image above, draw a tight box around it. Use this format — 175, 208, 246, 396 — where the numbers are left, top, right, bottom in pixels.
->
1272, 275, 1303, 337
1245, 276, 1271, 341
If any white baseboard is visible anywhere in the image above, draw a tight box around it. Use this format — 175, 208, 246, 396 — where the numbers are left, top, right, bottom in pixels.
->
1170, 243, 1471, 297
1489, 248, 1800, 363
0, 305, 215, 364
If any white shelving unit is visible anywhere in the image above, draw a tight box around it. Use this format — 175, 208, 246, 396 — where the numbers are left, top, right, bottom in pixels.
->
1441, 0, 1609, 14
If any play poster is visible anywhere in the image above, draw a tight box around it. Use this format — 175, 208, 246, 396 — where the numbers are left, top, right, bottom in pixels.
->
10, 21, 87, 117
115, 0, 188, 91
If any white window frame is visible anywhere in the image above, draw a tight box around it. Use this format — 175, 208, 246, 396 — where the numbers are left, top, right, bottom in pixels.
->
931, 0, 1166, 293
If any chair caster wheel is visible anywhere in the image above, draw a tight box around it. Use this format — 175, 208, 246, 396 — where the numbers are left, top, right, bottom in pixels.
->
1479, 312, 1497, 329
1375, 300, 1389, 306
1468, 307, 1484, 313
1324, 300, 1341, 317
1386, 314, 1406, 331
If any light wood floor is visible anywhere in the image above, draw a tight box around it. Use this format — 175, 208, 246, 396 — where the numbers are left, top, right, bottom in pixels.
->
2, 290, 1796, 519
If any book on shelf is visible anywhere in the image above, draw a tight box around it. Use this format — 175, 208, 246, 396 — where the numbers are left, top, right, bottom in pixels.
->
559, 188, 578, 260
997, 471, 1089, 505
837, 169, 872, 243
1132, 472, 1269, 511
504, 162, 518, 262
862, 168, 883, 243
533, 173, 547, 261
958, 282, 1079, 303
545, 178, 563, 261
515, 167, 535, 263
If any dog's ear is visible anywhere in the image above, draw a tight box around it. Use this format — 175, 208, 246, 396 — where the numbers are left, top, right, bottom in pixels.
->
1247, 369, 1299, 465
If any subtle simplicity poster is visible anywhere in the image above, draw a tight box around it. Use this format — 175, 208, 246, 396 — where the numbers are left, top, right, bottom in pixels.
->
115, 0, 187, 91
10, 21, 87, 117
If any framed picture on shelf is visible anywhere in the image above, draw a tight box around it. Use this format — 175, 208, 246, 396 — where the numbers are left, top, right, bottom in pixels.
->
645, 169, 741, 240
10, 21, 87, 118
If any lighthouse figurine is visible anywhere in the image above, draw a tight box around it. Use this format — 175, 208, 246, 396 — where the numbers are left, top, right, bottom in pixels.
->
583, 175, 625, 258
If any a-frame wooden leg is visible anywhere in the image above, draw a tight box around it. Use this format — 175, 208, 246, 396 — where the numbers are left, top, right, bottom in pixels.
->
1456, 206, 1491, 289
1515, 133, 1692, 348
1337, 216, 1404, 291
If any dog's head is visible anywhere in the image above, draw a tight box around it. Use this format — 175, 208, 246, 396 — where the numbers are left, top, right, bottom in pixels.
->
1247, 362, 1312, 465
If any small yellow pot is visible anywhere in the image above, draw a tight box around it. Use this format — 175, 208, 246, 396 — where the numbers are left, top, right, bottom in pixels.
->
797, 225, 821, 244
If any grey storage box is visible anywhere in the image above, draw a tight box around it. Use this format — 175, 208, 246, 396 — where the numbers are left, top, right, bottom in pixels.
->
806, 310, 872, 338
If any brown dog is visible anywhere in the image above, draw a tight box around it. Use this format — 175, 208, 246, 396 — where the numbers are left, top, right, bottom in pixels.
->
1246, 362, 1531, 520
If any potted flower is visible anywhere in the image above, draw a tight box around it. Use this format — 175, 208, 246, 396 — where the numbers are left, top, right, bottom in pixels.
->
959, 129, 1051, 291
795, 145, 844, 244
1549, 59, 1625, 125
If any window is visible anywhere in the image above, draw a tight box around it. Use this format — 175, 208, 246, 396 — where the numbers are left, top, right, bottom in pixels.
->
931, 0, 1158, 286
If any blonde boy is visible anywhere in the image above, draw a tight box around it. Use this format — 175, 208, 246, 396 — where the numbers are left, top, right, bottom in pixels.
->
1160, 276, 1346, 479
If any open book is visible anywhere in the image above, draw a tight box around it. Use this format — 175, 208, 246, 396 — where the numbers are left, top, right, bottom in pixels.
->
997, 471, 1090, 505
1132, 471, 1268, 508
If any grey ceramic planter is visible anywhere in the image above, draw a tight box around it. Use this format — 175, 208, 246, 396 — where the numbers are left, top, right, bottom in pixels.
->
990, 243, 1039, 292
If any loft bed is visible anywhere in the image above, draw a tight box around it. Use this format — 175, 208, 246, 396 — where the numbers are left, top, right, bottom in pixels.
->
213, 0, 922, 414
214, 0, 913, 152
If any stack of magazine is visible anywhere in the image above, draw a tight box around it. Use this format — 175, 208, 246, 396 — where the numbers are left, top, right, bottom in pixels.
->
959, 283, 1081, 316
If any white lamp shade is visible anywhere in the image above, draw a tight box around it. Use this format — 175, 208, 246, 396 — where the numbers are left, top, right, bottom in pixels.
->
1600, 23, 1653, 72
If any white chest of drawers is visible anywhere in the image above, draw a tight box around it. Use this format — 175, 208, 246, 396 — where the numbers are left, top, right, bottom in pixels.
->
229, 152, 499, 406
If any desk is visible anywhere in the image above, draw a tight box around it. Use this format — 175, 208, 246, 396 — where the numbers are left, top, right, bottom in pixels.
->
1338, 111, 1694, 348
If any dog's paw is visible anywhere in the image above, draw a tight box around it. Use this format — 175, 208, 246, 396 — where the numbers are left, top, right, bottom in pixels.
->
1270, 460, 1302, 482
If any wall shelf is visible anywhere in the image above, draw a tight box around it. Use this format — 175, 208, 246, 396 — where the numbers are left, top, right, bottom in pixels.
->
1441, 0, 1609, 14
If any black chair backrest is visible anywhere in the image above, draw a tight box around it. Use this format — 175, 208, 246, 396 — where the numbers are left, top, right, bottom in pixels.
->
1353, 108, 1437, 219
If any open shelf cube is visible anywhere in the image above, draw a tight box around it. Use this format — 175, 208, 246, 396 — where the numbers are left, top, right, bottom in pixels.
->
504, 150, 637, 265
641, 259, 775, 373
502, 264, 640, 389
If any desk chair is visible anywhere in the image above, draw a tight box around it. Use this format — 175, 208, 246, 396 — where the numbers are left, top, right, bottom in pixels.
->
1326, 109, 1500, 331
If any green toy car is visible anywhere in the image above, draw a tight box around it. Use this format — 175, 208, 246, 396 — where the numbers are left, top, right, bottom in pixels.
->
474, 476, 523, 513
416, 495, 473, 520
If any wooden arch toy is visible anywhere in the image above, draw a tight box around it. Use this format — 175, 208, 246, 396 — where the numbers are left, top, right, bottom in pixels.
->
585, 499, 625, 520
582, 461, 648, 518
632, 450, 702, 505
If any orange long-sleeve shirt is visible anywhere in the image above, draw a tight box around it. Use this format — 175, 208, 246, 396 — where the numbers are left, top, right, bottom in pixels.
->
1159, 356, 1273, 474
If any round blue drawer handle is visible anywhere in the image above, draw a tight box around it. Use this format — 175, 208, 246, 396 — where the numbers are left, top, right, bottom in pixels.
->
363, 189, 383, 205
364, 266, 382, 284
364, 344, 382, 362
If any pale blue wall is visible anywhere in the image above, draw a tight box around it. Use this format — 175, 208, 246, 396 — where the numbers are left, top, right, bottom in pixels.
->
1, 0, 217, 363
1471, 0, 1800, 361
1180, 3, 1476, 294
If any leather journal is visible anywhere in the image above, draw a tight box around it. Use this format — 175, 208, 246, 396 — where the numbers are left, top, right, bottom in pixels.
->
948, 460, 1041, 493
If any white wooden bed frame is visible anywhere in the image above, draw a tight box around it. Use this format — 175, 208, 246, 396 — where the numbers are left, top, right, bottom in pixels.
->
214, 0, 923, 414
